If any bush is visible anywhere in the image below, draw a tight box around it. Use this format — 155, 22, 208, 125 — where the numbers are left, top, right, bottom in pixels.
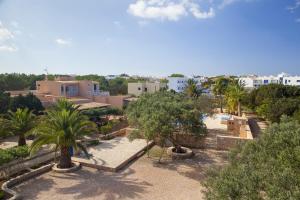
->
0, 145, 29, 166
99, 123, 113, 135
0, 149, 14, 166
6, 145, 29, 159
204, 116, 300, 200
0, 190, 4, 200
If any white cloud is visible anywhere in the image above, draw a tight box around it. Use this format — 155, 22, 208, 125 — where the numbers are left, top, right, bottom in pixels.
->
0, 21, 18, 52
287, 0, 300, 12
128, 0, 254, 21
0, 21, 14, 41
188, 2, 215, 19
55, 38, 72, 46
128, 0, 188, 21
0, 45, 18, 52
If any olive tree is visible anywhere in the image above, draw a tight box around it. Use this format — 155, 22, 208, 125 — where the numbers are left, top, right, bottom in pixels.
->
204, 116, 300, 200
126, 91, 207, 162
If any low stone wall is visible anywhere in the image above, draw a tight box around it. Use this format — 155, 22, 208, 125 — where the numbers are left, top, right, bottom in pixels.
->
173, 133, 205, 149
216, 135, 251, 150
0, 151, 57, 180
1, 163, 53, 200
99, 127, 136, 140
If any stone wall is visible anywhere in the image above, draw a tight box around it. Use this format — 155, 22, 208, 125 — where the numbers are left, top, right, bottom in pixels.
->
0, 151, 56, 180
173, 133, 206, 148
216, 135, 251, 150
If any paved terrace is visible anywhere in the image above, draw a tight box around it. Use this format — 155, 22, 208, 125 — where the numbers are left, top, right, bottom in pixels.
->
73, 137, 151, 172
14, 149, 228, 200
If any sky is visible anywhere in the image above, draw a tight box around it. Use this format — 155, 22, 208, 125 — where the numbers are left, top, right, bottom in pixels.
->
0, 0, 300, 77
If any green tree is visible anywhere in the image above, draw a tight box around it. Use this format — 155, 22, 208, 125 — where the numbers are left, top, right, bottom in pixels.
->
3, 108, 36, 146
169, 73, 184, 78
225, 82, 246, 116
108, 77, 128, 95
9, 93, 44, 114
185, 79, 201, 98
0, 91, 10, 114
126, 91, 207, 162
30, 99, 96, 168
212, 77, 231, 113
204, 116, 300, 200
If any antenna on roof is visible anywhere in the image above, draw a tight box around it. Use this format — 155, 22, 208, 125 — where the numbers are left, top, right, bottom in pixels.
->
44, 68, 49, 81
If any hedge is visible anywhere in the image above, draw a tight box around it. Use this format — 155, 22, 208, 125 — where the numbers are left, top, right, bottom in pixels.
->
0, 145, 29, 166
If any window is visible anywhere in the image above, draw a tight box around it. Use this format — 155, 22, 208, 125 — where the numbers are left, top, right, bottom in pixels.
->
138, 87, 141, 91
264, 80, 268, 84
66, 86, 69, 92
297, 80, 300, 83
94, 84, 97, 91
288, 80, 291, 82
144, 87, 147, 92
61, 85, 64, 93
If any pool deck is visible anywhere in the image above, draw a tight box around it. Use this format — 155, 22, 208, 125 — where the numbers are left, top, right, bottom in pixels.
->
72, 137, 154, 172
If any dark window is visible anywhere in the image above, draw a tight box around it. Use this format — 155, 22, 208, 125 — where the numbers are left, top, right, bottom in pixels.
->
66, 86, 69, 92
264, 80, 268, 84
144, 87, 147, 92
61, 86, 64, 93
297, 80, 300, 83
138, 87, 141, 90
94, 84, 97, 91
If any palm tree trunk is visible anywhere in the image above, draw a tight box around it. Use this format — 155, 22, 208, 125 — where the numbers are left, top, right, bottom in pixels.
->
18, 134, 26, 146
238, 101, 241, 117
220, 96, 223, 113
59, 146, 72, 168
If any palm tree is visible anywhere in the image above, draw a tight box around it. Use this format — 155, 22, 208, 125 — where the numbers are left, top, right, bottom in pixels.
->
225, 82, 245, 116
3, 108, 36, 146
185, 79, 201, 98
30, 99, 96, 169
213, 77, 231, 113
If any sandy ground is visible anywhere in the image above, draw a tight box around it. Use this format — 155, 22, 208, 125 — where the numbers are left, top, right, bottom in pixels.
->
0, 136, 33, 149
14, 149, 228, 200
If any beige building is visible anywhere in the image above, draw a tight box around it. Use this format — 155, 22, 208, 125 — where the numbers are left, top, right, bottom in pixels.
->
128, 82, 167, 96
35, 76, 110, 109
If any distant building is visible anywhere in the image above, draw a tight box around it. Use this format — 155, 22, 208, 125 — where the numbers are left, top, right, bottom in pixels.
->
239, 73, 300, 89
167, 76, 207, 93
36, 76, 110, 109
128, 82, 167, 96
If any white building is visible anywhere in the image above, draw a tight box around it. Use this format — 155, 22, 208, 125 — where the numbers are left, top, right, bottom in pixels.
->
239, 73, 300, 89
167, 76, 207, 93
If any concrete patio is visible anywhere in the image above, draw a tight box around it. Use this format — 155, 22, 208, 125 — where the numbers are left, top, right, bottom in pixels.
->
73, 137, 153, 172
14, 149, 228, 200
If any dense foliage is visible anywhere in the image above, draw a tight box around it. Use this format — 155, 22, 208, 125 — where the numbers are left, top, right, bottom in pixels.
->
169, 73, 185, 77
212, 77, 232, 113
204, 116, 300, 200
0, 73, 45, 92
0, 145, 29, 166
126, 91, 207, 160
225, 82, 246, 116
0, 92, 44, 115
245, 84, 300, 122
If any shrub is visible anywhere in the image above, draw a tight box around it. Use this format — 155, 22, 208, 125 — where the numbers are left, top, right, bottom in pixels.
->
0, 145, 29, 166
204, 116, 300, 200
0, 190, 4, 200
99, 123, 113, 135
6, 145, 29, 158
0, 149, 14, 166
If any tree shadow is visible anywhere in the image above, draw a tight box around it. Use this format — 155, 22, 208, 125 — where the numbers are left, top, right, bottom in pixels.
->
151, 149, 228, 182
53, 167, 152, 200
14, 176, 56, 200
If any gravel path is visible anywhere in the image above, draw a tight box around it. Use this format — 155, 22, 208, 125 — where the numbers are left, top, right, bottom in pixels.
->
14, 149, 228, 200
